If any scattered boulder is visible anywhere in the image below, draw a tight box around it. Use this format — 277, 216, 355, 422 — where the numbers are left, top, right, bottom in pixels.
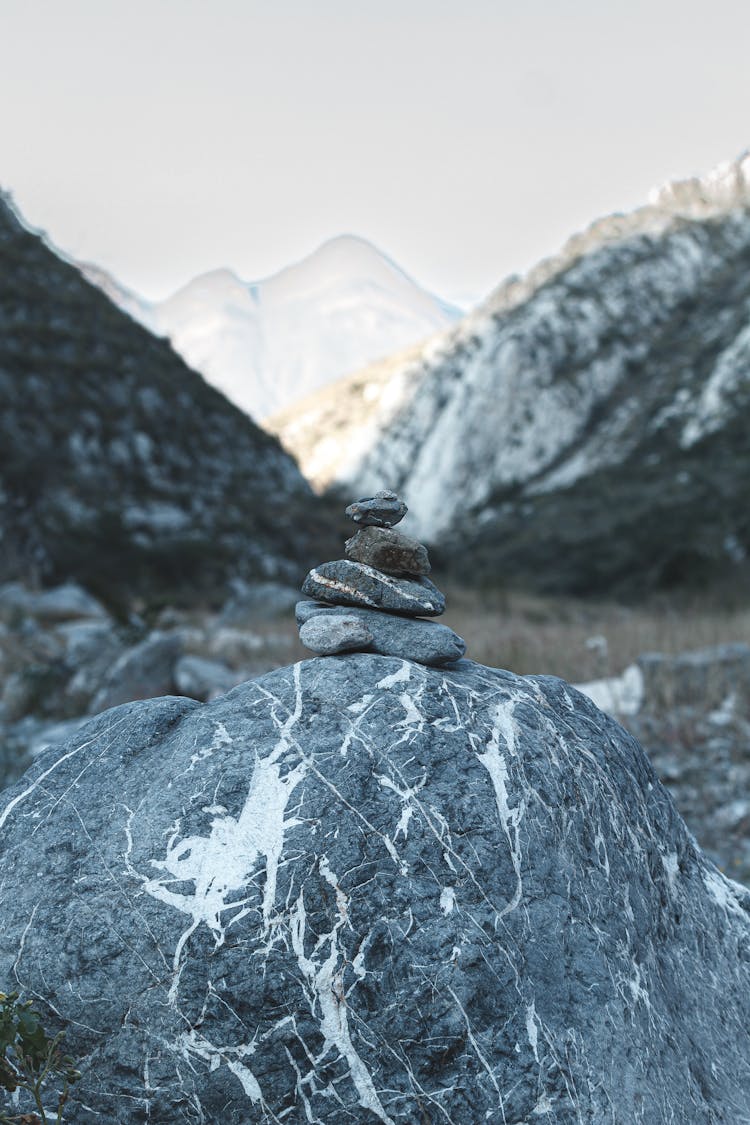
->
89, 632, 182, 713
27, 583, 110, 624
174, 655, 242, 702
1, 655, 748, 1123
0, 583, 35, 624
576, 642, 750, 885
57, 620, 126, 713
575, 663, 644, 718
0, 582, 108, 625
218, 581, 301, 626
0, 662, 70, 721
637, 643, 750, 716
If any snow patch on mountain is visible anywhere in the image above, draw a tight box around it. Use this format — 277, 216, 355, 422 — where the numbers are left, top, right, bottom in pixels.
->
82, 235, 460, 421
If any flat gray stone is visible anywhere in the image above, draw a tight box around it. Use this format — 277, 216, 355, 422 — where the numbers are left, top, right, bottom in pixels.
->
345, 490, 408, 528
297, 601, 465, 665
302, 559, 445, 616
1, 657, 749, 1122
345, 526, 431, 575
299, 614, 373, 655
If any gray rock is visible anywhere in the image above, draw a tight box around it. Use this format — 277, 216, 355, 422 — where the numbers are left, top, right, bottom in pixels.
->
302, 559, 445, 616
299, 614, 374, 655
0, 663, 69, 721
345, 525, 430, 575
57, 620, 126, 712
0, 582, 108, 625
345, 489, 408, 528
638, 643, 750, 717
174, 655, 241, 701
89, 631, 182, 713
1, 668, 48, 721
219, 581, 301, 626
0, 583, 36, 624
2, 657, 748, 1123
55, 620, 120, 663
32, 584, 110, 623
297, 600, 465, 665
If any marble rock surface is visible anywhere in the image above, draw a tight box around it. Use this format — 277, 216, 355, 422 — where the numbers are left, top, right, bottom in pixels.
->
1, 657, 749, 1124
297, 600, 465, 666
345, 525, 431, 575
302, 559, 445, 616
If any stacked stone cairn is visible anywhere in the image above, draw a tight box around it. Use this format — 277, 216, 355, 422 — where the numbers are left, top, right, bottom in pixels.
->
296, 490, 466, 666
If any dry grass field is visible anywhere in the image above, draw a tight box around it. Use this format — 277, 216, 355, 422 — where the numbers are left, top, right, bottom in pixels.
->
258, 583, 750, 685
438, 584, 750, 683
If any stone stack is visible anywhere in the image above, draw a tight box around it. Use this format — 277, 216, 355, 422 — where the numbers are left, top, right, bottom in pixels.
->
296, 489, 466, 666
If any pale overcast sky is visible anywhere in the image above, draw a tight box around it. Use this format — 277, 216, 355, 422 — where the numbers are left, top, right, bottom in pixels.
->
2, 0, 749, 304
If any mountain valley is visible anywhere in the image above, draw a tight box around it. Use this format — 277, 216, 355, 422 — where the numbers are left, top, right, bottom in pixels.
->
272, 155, 750, 596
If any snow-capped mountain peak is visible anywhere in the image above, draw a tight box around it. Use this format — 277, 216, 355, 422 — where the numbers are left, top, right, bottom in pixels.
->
82, 235, 460, 421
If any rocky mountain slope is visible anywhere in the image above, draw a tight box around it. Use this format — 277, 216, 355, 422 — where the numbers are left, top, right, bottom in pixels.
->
2, 654, 749, 1122
83, 235, 460, 420
271, 154, 750, 595
0, 193, 335, 609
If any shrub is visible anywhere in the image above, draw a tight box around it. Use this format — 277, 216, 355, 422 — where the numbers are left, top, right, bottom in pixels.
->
0, 992, 80, 1124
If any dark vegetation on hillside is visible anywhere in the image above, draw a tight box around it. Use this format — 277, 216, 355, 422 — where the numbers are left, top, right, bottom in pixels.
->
0, 195, 339, 612
445, 422, 750, 596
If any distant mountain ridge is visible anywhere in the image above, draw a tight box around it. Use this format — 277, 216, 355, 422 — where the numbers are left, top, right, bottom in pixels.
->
81, 235, 460, 420
0, 191, 335, 608
270, 153, 750, 595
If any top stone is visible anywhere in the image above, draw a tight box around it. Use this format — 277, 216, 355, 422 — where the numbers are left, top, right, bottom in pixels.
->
345, 489, 408, 528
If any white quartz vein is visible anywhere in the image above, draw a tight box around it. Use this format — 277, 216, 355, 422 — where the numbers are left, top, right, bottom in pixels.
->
180, 1029, 278, 1119
290, 859, 395, 1125
446, 985, 503, 1102
474, 700, 526, 917
309, 563, 440, 611
525, 1002, 540, 1062
376, 662, 411, 689
127, 663, 307, 1000
0, 716, 130, 830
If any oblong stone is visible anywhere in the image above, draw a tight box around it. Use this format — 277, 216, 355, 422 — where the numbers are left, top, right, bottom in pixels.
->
299, 614, 373, 656
345, 526, 431, 576
296, 601, 465, 666
302, 559, 445, 617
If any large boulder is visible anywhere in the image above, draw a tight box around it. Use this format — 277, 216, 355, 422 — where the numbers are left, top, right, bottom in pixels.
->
1, 655, 749, 1123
